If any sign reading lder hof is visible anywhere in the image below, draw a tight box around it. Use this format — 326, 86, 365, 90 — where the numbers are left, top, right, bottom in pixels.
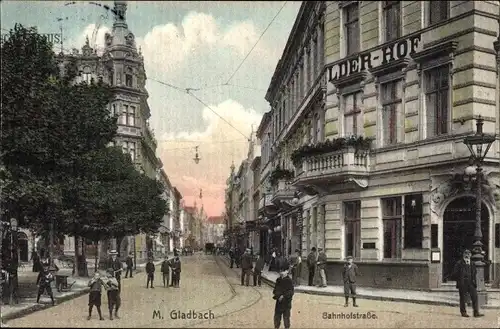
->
327, 34, 422, 83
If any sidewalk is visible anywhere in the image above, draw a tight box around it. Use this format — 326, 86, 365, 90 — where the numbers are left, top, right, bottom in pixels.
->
0, 259, 164, 323
219, 256, 500, 310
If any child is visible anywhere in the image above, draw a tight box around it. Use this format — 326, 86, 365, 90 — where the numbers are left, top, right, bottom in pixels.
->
103, 269, 121, 320
272, 270, 294, 329
342, 256, 359, 307
146, 258, 155, 288
36, 263, 55, 306
161, 256, 170, 288
87, 271, 105, 320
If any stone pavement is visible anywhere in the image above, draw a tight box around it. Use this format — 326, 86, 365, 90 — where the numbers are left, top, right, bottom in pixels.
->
0, 258, 164, 323
6, 254, 499, 328
221, 256, 500, 310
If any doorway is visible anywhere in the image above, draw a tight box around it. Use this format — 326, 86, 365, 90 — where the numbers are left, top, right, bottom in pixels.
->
443, 197, 490, 283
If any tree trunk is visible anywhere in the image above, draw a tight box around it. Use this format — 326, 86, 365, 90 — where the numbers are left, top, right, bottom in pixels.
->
94, 240, 99, 274
73, 236, 79, 277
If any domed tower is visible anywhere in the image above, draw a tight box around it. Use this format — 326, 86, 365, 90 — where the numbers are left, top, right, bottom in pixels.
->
101, 1, 158, 178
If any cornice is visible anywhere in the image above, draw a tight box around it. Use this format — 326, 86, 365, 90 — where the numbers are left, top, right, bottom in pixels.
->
411, 41, 458, 64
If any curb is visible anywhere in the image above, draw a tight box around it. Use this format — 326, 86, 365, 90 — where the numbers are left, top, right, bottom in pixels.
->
1, 261, 163, 323
218, 256, 499, 309
1, 287, 90, 323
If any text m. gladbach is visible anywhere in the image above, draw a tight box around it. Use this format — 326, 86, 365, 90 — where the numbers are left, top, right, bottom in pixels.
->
170, 310, 215, 320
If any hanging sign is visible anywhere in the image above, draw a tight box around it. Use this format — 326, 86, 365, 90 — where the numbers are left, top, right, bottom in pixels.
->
328, 34, 422, 82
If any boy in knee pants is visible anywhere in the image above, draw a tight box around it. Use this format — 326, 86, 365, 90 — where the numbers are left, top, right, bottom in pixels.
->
272, 270, 294, 329
104, 269, 121, 320
342, 256, 359, 307
87, 272, 105, 320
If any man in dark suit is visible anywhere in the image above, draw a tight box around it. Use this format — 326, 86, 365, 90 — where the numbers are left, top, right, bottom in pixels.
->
451, 249, 484, 317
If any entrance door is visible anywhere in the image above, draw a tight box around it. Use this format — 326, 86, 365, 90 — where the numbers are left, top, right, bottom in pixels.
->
443, 197, 490, 283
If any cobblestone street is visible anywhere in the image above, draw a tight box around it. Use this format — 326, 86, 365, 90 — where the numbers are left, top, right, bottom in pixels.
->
6, 254, 499, 328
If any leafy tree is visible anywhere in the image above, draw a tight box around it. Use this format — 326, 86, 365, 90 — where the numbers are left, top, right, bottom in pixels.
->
1, 25, 116, 232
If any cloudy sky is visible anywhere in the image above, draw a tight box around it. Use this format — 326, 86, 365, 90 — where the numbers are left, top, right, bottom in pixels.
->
1, 0, 301, 216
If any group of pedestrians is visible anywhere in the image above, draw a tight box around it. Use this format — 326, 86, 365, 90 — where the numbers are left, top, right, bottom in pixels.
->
146, 254, 181, 288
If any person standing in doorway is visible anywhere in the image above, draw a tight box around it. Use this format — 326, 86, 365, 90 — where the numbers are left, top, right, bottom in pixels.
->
124, 253, 134, 278
450, 249, 484, 317
253, 253, 265, 287
306, 247, 317, 286
316, 248, 327, 287
240, 248, 252, 286
161, 256, 170, 288
272, 269, 294, 329
342, 256, 359, 307
145, 258, 155, 288
290, 249, 302, 286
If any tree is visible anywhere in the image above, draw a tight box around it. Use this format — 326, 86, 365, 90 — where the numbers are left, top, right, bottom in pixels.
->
1, 25, 116, 232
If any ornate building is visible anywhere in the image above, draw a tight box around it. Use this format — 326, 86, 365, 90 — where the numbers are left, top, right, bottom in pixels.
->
58, 1, 165, 262
259, 1, 499, 289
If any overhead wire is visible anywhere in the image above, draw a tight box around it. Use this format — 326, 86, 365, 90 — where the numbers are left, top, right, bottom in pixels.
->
223, 1, 287, 86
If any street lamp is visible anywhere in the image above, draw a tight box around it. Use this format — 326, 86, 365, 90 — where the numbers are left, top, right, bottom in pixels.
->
463, 115, 496, 306
9, 218, 18, 305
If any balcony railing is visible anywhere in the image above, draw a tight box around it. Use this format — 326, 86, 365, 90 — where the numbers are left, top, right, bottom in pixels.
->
258, 194, 273, 210
293, 147, 370, 194
271, 179, 295, 203
117, 124, 141, 137
299, 148, 369, 177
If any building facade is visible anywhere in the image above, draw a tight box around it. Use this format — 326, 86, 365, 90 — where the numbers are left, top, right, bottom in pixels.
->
206, 216, 226, 246
259, 1, 500, 289
52, 1, 166, 262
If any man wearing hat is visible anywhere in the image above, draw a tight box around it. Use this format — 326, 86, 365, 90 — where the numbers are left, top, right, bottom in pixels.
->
342, 256, 359, 307
316, 248, 327, 287
107, 250, 123, 291
272, 269, 294, 329
240, 248, 253, 286
450, 249, 484, 317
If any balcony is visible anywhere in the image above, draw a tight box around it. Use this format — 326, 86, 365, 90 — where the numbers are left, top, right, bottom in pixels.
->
293, 146, 371, 195
258, 193, 278, 216
117, 124, 141, 137
270, 179, 296, 209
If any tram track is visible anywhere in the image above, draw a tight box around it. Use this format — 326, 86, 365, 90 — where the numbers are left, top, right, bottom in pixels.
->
137, 254, 264, 328
181, 255, 264, 328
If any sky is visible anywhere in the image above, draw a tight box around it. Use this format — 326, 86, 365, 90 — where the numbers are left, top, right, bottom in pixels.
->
1, 0, 301, 217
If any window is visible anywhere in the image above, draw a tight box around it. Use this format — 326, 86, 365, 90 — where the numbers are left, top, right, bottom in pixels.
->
282, 100, 286, 123
128, 106, 135, 126
120, 105, 128, 125
425, 65, 449, 137
108, 71, 113, 85
313, 37, 318, 79
343, 92, 362, 136
381, 80, 401, 146
429, 1, 449, 25
344, 201, 361, 258
382, 197, 402, 258
383, 1, 401, 42
125, 68, 133, 87
83, 66, 92, 84
111, 104, 117, 116
344, 2, 360, 56
404, 194, 423, 248
122, 141, 136, 160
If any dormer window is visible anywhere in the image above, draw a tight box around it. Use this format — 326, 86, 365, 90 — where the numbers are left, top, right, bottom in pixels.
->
125, 67, 133, 87
83, 66, 92, 84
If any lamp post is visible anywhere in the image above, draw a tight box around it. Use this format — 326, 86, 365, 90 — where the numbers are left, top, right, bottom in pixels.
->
9, 218, 18, 305
463, 115, 496, 306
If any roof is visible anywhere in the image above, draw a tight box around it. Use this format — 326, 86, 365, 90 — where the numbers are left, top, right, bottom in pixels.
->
173, 187, 183, 200
207, 216, 224, 225
256, 111, 271, 138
